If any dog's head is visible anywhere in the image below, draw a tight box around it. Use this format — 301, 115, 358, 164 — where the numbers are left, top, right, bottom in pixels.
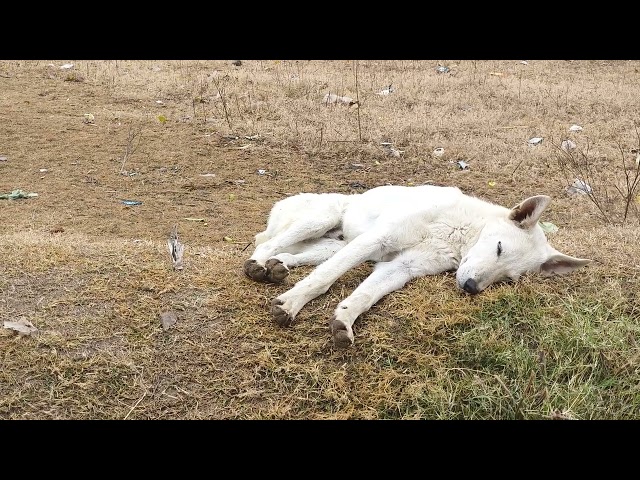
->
456, 195, 591, 294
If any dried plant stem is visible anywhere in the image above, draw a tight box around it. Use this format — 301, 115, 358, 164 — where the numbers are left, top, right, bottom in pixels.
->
613, 131, 640, 225
123, 391, 147, 420
555, 134, 640, 226
120, 126, 142, 174
212, 76, 232, 130
353, 60, 362, 142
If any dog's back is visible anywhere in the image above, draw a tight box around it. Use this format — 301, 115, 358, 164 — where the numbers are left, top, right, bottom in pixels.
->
340, 184, 464, 240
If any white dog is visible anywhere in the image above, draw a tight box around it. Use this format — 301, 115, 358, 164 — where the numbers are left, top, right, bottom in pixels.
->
244, 184, 591, 347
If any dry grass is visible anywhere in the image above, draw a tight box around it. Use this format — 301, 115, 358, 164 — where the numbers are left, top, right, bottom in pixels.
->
1, 60, 639, 419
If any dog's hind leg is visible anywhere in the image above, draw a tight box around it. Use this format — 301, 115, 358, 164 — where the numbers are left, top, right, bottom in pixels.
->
272, 237, 347, 268
244, 216, 341, 283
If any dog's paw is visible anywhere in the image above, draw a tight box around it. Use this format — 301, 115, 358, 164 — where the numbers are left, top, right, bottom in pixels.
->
271, 298, 294, 327
244, 259, 269, 282
330, 316, 354, 348
265, 258, 289, 283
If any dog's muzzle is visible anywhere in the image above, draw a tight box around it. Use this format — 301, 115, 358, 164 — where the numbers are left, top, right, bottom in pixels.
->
462, 278, 480, 295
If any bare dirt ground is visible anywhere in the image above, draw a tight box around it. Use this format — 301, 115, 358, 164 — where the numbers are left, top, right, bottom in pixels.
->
1, 60, 639, 419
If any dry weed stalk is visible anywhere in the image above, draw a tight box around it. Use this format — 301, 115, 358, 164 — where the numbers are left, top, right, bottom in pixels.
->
119, 126, 142, 174
192, 79, 209, 124
555, 131, 640, 226
353, 60, 362, 142
211, 75, 233, 129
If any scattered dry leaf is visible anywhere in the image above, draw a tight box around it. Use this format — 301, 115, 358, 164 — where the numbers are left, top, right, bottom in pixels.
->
167, 224, 185, 270
159, 311, 178, 331
3, 319, 38, 336
549, 409, 573, 420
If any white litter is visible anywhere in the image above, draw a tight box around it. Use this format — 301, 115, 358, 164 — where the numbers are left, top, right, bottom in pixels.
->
528, 137, 544, 145
60, 63, 74, 70
569, 124, 583, 132
3, 319, 38, 336
323, 93, 357, 106
561, 139, 577, 152
566, 178, 592, 195
376, 85, 394, 96
539, 221, 558, 234
433, 147, 445, 157
381, 143, 403, 157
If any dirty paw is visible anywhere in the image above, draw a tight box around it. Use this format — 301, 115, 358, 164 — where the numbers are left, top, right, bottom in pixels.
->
244, 259, 269, 282
330, 317, 354, 348
271, 298, 294, 327
265, 258, 289, 283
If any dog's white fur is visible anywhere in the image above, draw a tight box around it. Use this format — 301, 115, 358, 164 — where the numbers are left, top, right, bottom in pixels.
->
244, 184, 591, 347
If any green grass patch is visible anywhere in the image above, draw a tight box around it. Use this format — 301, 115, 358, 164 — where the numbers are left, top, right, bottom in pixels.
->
406, 288, 640, 419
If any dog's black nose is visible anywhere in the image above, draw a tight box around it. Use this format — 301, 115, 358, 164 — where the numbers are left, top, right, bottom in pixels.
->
463, 278, 480, 295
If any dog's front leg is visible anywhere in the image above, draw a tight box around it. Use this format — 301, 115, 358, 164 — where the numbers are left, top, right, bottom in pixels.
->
271, 232, 387, 327
331, 249, 454, 347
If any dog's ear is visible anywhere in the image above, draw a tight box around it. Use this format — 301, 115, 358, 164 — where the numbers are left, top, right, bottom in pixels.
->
509, 195, 551, 229
539, 247, 591, 276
